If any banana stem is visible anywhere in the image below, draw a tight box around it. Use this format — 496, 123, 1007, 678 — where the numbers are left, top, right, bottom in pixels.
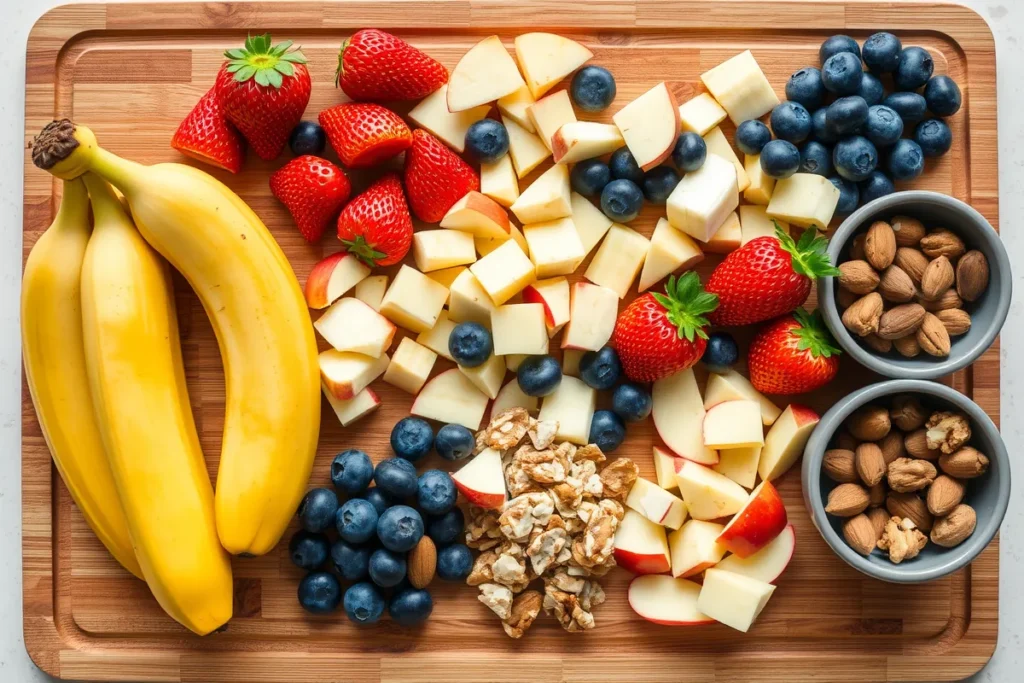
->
81, 173, 125, 224
51, 178, 89, 235
86, 146, 147, 198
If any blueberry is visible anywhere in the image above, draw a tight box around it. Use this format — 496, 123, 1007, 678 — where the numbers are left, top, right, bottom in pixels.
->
570, 65, 617, 112
373, 458, 418, 499
588, 410, 626, 453
855, 72, 885, 106
449, 322, 493, 367
343, 582, 385, 625
862, 32, 902, 73
609, 147, 644, 184
701, 331, 739, 373
735, 120, 772, 156
427, 508, 465, 546
829, 175, 860, 215
611, 383, 653, 423
895, 46, 934, 91
863, 105, 904, 147
517, 354, 563, 397
924, 75, 962, 117
390, 416, 434, 462
336, 498, 379, 544
821, 52, 863, 96
368, 548, 407, 588
464, 119, 510, 163
377, 505, 424, 553
416, 470, 457, 516
811, 108, 836, 144
825, 96, 868, 136
785, 67, 826, 110
436, 544, 474, 581
331, 449, 374, 495
579, 347, 622, 390
819, 35, 861, 63
799, 141, 833, 177
832, 135, 878, 182
642, 166, 680, 204
600, 178, 643, 223
331, 540, 372, 581
297, 488, 339, 533
389, 588, 434, 626
359, 487, 392, 517
671, 132, 707, 172
914, 119, 953, 158
571, 159, 611, 196
883, 92, 928, 124
770, 101, 812, 143
288, 121, 326, 156
298, 571, 342, 614
887, 139, 925, 182
288, 530, 330, 570
434, 423, 475, 461
759, 140, 801, 179
858, 171, 896, 205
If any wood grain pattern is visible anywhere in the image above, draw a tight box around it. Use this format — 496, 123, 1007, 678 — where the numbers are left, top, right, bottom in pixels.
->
22, 2, 1000, 681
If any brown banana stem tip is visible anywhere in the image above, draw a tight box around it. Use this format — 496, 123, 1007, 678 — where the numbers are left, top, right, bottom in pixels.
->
31, 119, 78, 170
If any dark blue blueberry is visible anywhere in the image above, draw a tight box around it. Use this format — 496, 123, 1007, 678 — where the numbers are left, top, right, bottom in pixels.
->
785, 67, 826, 110
600, 178, 644, 223
735, 120, 772, 156
822, 52, 863, 96
672, 132, 707, 172
829, 175, 860, 215
434, 423, 475, 461
389, 588, 434, 626
578, 346, 622, 390
298, 571, 342, 614
887, 139, 925, 181
368, 548, 407, 588
331, 449, 374, 495
343, 582, 385, 625
359, 487, 392, 517
863, 105, 904, 147
770, 101, 812, 143
609, 147, 644, 184
858, 171, 896, 205
427, 508, 465, 546
331, 540, 372, 581
799, 140, 833, 177
856, 72, 885, 106
571, 159, 611, 196
862, 32, 902, 73
570, 65, 617, 112
517, 354, 563, 397
436, 544, 474, 581
377, 505, 424, 553
390, 416, 434, 462
449, 321, 493, 367
833, 135, 878, 182
894, 46, 934, 91
611, 383, 652, 423
924, 75, 962, 117
288, 121, 326, 156
642, 166, 680, 204
811, 108, 836, 144
883, 92, 928, 124
417, 470, 457, 516
826, 96, 869, 136
914, 119, 953, 158
464, 119, 510, 163
297, 487, 339, 533
336, 498, 379, 544
588, 410, 626, 453
819, 35, 861, 63
759, 139, 801, 179
289, 530, 330, 570
373, 457, 419, 500
701, 331, 739, 373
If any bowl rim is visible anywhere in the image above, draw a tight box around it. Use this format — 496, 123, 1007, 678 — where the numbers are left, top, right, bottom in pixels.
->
818, 190, 1012, 380
802, 378, 1011, 584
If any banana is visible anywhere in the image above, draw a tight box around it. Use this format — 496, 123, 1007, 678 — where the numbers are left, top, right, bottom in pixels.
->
79, 174, 232, 635
21, 178, 143, 579
32, 120, 320, 556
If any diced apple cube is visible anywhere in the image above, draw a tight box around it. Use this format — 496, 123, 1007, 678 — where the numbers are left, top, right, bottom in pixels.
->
766, 173, 841, 230
449, 269, 497, 328
491, 380, 539, 418
452, 447, 507, 509
652, 368, 718, 465
480, 155, 521, 208
354, 274, 388, 311
585, 224, 650, 298
447, 35, 525, 112
441, 191, 512, 241
527, 90, 576, 151
743, 153, 775, 205
627, 574, 713, 624
505, 354, 528, 372
668, 519, 726, 578
704, 125, 749, 192
458, 352, 506, 400
538, 375, 596, 445
510, 164, 571, 224
383, 337, 438, 395
700, 50, 780, 125
523, 217, 586, 278
653, 446, 682, 490
613, 82, 680, 171
379, 265, 449, 333
502, 114, 550, 178
701, 210, 741, 254
411, 368, 490, 430
714, 447, 761, 489
552, 122, 624, 164
704, 370, 781, 425
319, 350, 390, 401
740, 204, 789, 245
666, 154, 739, 243
639, 217, 705, 292
715, 525, 796, 584
514, 32, 593, 99
703, 400, 765, 449
408, 84, 490, 152
674, 459, 749, 520
304, 252, 371, 310
498, 85, 537, 133
314, 297, 397, 358
415, 309, 457, 361
562, 349, 584, 377
757, 403, 820, 482
561, 282, 618, 351
474, 223, 529, 258
425, 266, 466, 304
626, 477, 688, 529
412, 229, 477, 272
569, 192, 613, 257
522, 277, 570, 336
697, 568, 776, 633
614, 509, 672, 575
677, 92, 727, 136
470, 239, 536, 305
322, 385, 381, 427
491, 303, 549, 356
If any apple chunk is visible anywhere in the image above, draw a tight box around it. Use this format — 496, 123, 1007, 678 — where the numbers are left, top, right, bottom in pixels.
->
319, 350, 389, 401
522, 277, 570, 337
322, 385, 380, 428
561, 282, 618, 351
713, 447, 761, 489
715, 524, 795, 584
674, 459, 748, 520
639, 217, 705, 292
652, 368, 718, 465
613, 509, 671, 575
717, 481, 788, 558
628, 575, 714, 626
625, 477, 687, 529
314, 297, 397, 358
757, 404, 820, 482
408, 84, 490, 152
447, 35, 525, 112
304, 252, 370, 309
612, 82, 680, 171
510, 163, 571, 225
552, 122, 624, 164
703, 400, 764, 449
704, 369, 781, 425
441, 191, 511, 241
668, 519, 726, 578
514, 32, 593, 99
527, 90, 576, 151
697, 568, 776, 633
538, 376, 596, 445
452, 447, 507, 510
491, 380, 539, 419
653, 446, 683, 491
410, 368, 490, 430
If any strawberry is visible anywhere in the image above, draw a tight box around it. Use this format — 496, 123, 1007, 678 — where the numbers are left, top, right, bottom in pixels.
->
270, 156, 351, 242
748, 309, 841, 394
336, 29, 448, 101
171, 87, 245, 173
705, 224, 839, 326
403, 129, 479, 222
318, 103, 413, 169
337, 174, 413, 267
612, 272, 720, 383
215, 34, 311, 161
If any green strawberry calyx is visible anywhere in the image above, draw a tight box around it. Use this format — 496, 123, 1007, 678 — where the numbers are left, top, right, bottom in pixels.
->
342, 236, 388, 268
791, 308, 842, 359
775, 222, 841, 280
652, 272, 719, 342
225, 34, 306, 89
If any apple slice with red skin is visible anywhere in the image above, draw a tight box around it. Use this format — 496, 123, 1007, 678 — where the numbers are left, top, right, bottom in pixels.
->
304, 252, 370, 309
715, 524, 795, 584
716, 480, 788, 558
628, 574, 714, 626
452, 447, 507, 510
613, 509, 671, 574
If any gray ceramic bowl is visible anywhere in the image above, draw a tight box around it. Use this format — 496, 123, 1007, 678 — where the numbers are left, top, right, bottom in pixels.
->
818, 191, 1011, 379
803, 379, 1010, 583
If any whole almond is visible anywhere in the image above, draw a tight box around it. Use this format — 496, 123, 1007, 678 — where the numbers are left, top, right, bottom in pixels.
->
823, 448, 859, 483
825, 483, 871, 517
838, 260, 880, 294
868, 481, 886, 507
887, 457, 937, 492
407, 536, 437, 589
920, 229, 966, 260
956, 250, 989, 302
927, 475, 966, 516
837, 287, 859, 309
867, 507, 890, 539
847, 405, 891, 441
894, 247, 929, 284
877, 265, 916, 303
938, 446, 989, 479
936, 308, 971, 336
916, 312, 951, 357
862, 333, 892, 354
850, 234, 867, 260
891, 215, 926, 247
855, 442, 887, 486
842, 292, 883, 337
921, 256, 955, 301
886, 491, 934, 531
921, 288, 963, 312
904, 429, 941, 460
865, 221, 897, 270
879, 430, 906, 464
836, 431, 858, 451
890, 395, 928, 431
893, 334, 921, 358
930, 504, 977, 548
843, 514, 879, 555
878, 303, 926, 340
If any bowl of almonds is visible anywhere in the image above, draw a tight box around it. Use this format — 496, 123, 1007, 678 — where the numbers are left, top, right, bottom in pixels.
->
802, 379, 1009, 583
818, 191, 1011, 379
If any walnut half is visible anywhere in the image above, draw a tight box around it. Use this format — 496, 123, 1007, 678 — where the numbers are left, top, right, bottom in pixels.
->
877, 516, 928, 563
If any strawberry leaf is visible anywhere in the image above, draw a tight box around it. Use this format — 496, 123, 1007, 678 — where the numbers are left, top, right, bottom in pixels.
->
777, 222, 841, 279
224, 34, 305, 87
233, 65, 256, 82
342, 236, 388, 268
225, 48, 246, 60
791, 308, 841, 358
654, 272, 719, 342
274, 61, 295, 76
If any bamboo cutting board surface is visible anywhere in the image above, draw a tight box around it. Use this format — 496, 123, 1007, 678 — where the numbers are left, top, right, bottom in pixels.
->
22, 2, 1001, 681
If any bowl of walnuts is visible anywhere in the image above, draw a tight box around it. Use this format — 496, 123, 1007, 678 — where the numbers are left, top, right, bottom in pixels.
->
818, 191, 1011, 379
802, 379, 1010, 583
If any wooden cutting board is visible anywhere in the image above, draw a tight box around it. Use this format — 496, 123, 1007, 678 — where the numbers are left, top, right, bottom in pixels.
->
22, 2, 1000, 681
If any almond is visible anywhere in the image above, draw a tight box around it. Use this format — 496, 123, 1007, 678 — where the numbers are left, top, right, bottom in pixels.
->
838, 260, 880, 294
921, 288, 962, 312
891, 215, 926, 247
867, 507, 890, 539
920, 229, 966, 260
927, 474, 966, 516
836, 431, 858, 451
843, 514, 878, 555
916, 312, 951, 357
877, 303, 926, 340
930, 504, 977, 548
825, 483, 871, 517
936, 308, 971, 336
877, 265, 916, 303
868, 481, 887, 507
890, 395, 928, 431
921, 255, 955, 301
862, 333, 892, 354
855, 442, 887, 486
893, 334, 921, 358
904, 429, 941, 460
878, 430, 906, 464
894, 247, 929, 284
837, 287, 859, 309
886, 491, 933, 531
955, 250, 989, 302
850, 233, 867, 261
407, 535, 437, 589
847, 405, 891, 441
842, 292, 883, 337
865, 221, 897, 270
823, 448, 858, 483
938, 446, 989, 479
887, 457, 937, 493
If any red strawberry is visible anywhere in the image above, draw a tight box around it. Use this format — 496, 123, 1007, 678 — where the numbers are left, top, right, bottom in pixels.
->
612, 273, 720, 382
270, 156, 351, 242
748, 309, 841, 394
336, 29, 448, 101
403, 130, 479, 222
171, 87, 245, 173
215, 34, 311, 161
318, 103, 413, 169
337, 174, 413, 267
706, 224, 839, 326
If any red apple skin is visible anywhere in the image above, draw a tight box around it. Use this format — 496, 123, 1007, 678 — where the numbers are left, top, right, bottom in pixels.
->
453, 479, 505, 510
448, 191, 511, 235
679, 561, 716, 579
638, 89, 681, 172
614, 547, 671, 575
522, 285, 556, 327
322, 377, 355, 401
717, 481, 788, 558
551, 131, 570, 163
789, 403, 820, 426
304, 252, 349, 309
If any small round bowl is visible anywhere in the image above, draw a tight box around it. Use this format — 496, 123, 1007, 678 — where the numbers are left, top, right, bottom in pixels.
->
818, 191, 1011, 379
802, 379, 1010, 583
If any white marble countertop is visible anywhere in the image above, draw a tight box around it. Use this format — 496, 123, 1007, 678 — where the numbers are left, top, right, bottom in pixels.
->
1, 1, 1020, 680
